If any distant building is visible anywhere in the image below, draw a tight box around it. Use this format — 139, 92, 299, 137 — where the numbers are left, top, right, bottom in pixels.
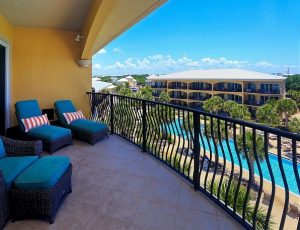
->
92, 79, 113, 93
147, 69, 286, 111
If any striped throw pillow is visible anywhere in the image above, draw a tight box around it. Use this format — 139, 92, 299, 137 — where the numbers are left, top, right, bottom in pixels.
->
22, 114, 50, 132
63, 111, 85, 124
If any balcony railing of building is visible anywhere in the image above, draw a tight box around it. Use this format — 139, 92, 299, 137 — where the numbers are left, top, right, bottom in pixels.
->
188, 83, 212, 91
168, 82, 188, 89
244, 100, 265, 106
152, 92, 161, 97
244, 89, 281, 94
152, 84, 167, 88
189, 95, 211, 101
87, 92, 300, 230
213, 83, 242, 92
169, 93, 187, 99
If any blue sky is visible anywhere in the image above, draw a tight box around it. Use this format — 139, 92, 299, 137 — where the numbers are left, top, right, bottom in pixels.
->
92, 0, 300, 76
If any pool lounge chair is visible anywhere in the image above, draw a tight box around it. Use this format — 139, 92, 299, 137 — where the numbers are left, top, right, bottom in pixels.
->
15, 100, 72, 153
54, 100, 108, 144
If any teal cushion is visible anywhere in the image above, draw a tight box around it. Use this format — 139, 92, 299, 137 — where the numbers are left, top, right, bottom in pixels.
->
54, 100, 77, 126
0, 156, 39, 188
15, 100, 42, 132
14, 156, 70, 190
0, 139, 5, 159
27, 125, 71, 141
69, 119, 107, 134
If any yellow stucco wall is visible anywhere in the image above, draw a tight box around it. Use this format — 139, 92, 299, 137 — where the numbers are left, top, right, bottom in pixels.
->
0, 15, 13, 42
11, 27, 91, 125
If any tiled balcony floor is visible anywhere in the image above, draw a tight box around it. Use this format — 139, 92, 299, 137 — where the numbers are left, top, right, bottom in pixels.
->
5, 135, 242, 230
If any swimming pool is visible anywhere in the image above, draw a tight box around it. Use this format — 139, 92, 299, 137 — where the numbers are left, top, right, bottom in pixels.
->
163, 120, 300, 195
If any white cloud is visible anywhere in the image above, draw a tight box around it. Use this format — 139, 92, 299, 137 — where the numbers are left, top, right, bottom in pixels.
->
201, 57, 248, 67
92, 64, 101, 70
97, 49, 107, 55
255, 61, 275, 68
113, 48, 123, 53
92, 53, 298, 75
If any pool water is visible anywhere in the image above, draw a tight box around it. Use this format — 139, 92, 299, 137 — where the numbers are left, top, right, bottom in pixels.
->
162, 120, 300, 195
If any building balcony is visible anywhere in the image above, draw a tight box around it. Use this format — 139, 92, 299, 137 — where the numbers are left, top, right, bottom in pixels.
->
257, 89, 281, 94
152, 92, 161, 97
213, 88, 242, 92
189, 86, 212, 91
168, 85, 187, 90
244, 100, 264, 106
244, 89, 281, 94
189, 96, 210, 101
170, 94, 187, 99
152, 85, 167, 89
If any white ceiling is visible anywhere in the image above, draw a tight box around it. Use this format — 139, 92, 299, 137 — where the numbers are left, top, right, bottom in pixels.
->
0, 0, 93, 30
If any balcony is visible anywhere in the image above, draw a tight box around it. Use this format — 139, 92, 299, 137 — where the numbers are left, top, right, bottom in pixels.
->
87, 92, 300, 230
168, 82, 187, 90
257, 89, 281, 94
170, 93, 187, 99
152, 92, 161, 97
189, 83, 212, 91
244, 89, 281, 94
4, 136, 241, 229
214, 87, 242, 92
152, 84, 167, 89
189, 96, 211, 101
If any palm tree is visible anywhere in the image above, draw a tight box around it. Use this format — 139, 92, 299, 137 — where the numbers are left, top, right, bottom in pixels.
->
203, 96, 224, 114
276, 98, 298, 127
159, 91, 171, 103
288, 117, 300, 133
236, 131, 265, 186
223, 101, 251, 120
209, 179, 274, 230
256, 104, 280, 127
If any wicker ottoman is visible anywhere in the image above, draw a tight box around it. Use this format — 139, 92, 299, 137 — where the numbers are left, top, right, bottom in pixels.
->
10, 156, 72, 224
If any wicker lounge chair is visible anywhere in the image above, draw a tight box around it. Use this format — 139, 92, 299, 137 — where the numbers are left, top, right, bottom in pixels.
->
15, 100, 72, 153
54, 100, 108, 144
0, 136, 42, 228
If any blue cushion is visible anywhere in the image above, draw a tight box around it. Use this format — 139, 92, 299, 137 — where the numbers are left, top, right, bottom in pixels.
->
54, 100, 77, 126
27, 125, 71, 141
0, 139, 5, 159
0, 156, 39, 188
69, 119, 107, 134
15, 100, 42, 132
14, 156, 70, 189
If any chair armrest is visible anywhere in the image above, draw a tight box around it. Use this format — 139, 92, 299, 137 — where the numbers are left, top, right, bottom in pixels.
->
0, 136, 42, 157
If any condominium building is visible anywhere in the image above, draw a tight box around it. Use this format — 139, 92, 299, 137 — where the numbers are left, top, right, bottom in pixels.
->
147, 69, 286, 111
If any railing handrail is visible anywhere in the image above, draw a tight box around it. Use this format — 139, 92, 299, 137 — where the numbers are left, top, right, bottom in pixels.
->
87, 92, 300, 140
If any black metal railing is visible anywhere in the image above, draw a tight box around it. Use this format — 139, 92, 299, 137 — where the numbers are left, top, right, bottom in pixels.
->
87, 92, 300, 230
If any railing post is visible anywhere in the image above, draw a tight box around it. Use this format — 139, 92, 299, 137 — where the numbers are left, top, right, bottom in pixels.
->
193, 111, 200, 190
110, 94, 114, 134
142, 100, 147, 152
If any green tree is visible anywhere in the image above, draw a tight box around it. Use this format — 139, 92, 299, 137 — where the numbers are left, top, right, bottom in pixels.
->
287, 90, 300, 107
276, 98, 298, 127
223, 101, 250, 120
209, 179, 274, 230
135, 86, 153, 100
288, 117, 300, 133
203, 96, 224, 114
236, 131, 265, 186
116, 84, 133, 97
286, 74, 300, 91
159, 91, 171, 103
256, 104, 280, 126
